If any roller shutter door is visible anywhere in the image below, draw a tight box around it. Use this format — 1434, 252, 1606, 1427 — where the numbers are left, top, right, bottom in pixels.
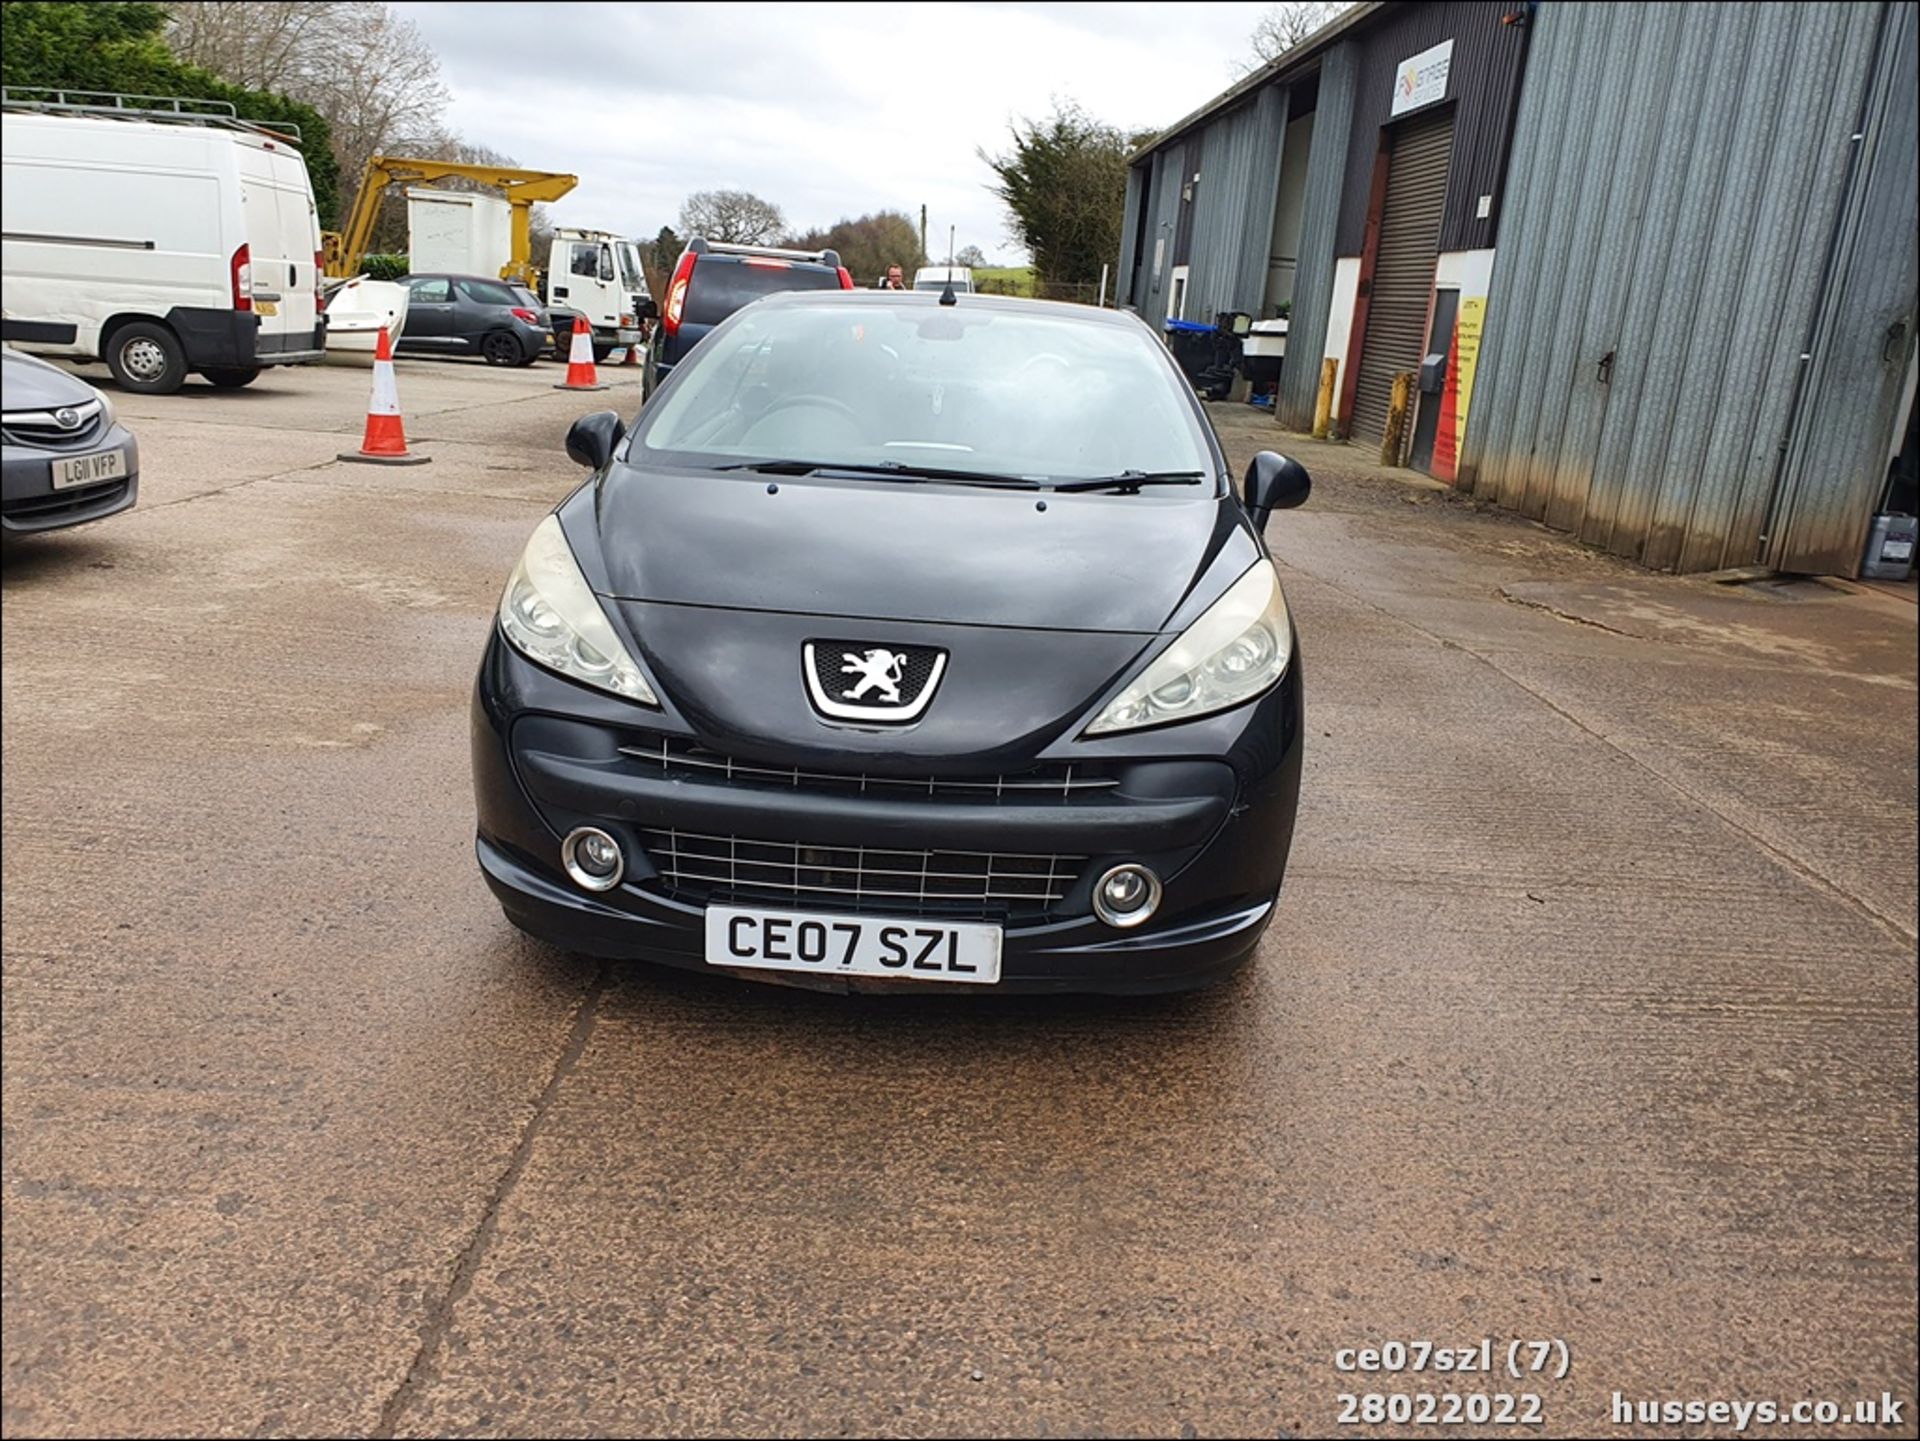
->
1350, 107, 1453, 447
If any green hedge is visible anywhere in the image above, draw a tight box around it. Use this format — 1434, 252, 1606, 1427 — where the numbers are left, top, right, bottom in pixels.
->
0, 2, 342, 225
359, 254, 410, 281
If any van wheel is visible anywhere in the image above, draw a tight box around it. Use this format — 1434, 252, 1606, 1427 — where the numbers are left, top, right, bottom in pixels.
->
201, 367, 261, 389
480, 331, 523, 366
105, 322, 188, 395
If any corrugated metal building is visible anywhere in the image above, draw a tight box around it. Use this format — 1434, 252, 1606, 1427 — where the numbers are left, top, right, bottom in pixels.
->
1120, 0, 1530, 472
1457, 1, 1918, 576
1121, 0, 1920, 576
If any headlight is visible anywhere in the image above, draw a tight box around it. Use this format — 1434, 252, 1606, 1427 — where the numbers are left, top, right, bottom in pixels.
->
1086, 560, 1292, 735
90, 386, 116, 430
498, 514, 658, 705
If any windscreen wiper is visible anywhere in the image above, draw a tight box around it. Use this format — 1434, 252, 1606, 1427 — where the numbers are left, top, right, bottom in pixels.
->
713, 458, 1043, 489
1050, 469, 1209, 493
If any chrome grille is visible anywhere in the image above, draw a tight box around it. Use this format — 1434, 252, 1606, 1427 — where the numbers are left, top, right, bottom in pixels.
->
2, 400, 106, 449
639, 828, 1082, 918
618, 733, 1117, 799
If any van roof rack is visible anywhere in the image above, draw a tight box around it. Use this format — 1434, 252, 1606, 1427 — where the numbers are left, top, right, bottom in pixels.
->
689, 237, 841, 267
0, 88, 303, 145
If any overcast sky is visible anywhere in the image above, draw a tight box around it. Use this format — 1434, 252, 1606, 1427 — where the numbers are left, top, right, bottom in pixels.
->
391, 1, 1275, 264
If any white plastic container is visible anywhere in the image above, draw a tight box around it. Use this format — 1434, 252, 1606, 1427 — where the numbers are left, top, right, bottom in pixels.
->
1861, 513, 1915, 581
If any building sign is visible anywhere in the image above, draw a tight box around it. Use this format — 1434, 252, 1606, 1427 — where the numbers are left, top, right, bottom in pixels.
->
1431, 294, 1485, 484
1391, 39, 1454, 116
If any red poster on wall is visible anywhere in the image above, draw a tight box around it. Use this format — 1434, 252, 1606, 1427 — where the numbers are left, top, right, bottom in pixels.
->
1430, 322, 1462, 483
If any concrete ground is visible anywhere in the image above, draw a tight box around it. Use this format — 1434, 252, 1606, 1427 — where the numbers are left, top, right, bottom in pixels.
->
2, 362, 1913, 1439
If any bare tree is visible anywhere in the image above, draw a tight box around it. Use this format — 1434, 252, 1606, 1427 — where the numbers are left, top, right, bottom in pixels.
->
955, 244, 988, 268
1236, 2, 1348, 75
165, 2, 332, 93
167, 2, 450, 199
679, 190, 787, 246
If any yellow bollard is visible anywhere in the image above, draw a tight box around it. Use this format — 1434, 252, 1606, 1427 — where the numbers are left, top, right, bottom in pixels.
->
1381, 370, 1415, 466
1312, 357, 1337, 439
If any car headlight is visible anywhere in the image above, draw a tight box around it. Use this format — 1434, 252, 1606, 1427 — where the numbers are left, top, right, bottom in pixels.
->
1086, 560, 1292, 735
498, 514, 658, 705
89, 386, 116, 430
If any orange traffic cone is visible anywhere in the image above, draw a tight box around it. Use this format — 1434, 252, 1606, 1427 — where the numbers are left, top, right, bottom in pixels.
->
554, 315, 610, 391
337, 327, 430, 466
622, 334, 643, 366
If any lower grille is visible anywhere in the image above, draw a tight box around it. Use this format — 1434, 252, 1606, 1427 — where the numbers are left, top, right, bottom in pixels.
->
4, 477, 130, 521
639, 827, 1082, 919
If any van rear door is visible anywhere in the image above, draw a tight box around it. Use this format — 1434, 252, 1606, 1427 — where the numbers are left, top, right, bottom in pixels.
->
235, 140, 321, 358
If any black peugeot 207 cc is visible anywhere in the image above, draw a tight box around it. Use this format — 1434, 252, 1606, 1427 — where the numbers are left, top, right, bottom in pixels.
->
472, 290, 1309, 993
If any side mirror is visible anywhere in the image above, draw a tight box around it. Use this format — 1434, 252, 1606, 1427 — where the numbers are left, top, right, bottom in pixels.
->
565, 410, 626, 470
1243, 451, 1311, 530
635, 296, 659, 322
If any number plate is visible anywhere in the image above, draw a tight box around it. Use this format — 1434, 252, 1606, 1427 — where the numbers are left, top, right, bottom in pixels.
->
254, 300, 278, 316
706, 905, 1002, 985
52, 449, 126, 491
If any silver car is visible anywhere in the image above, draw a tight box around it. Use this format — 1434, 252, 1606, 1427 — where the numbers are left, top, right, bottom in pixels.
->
2, 348, 140, 534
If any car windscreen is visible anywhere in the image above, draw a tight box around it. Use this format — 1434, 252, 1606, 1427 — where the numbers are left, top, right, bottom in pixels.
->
636, 301, 1214, 486
684, 259, 842, 327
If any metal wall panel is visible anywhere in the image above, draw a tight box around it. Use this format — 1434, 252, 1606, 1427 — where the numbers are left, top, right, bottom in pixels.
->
1121, 83, 1295, 330
1234, 84, 1292, 314
1459, 1, 1912, 575
1136, 144, 1187, 330
1117, 165, 1144, 309
1278, 42, 1359, 430
1184, 104, 1255, 318
1768, 0, 1920, 573
1334, 1, 1529, 255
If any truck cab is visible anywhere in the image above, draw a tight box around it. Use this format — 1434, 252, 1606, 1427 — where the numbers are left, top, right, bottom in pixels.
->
545, 230, 655, 362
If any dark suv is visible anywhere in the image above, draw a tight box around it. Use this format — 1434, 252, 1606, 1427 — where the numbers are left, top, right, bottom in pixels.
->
397, 274, 550, 367
646, 239, 850, 396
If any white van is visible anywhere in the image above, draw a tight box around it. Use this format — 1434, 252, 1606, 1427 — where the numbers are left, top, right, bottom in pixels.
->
1, 103, 325, 393
913, 265, 974, 293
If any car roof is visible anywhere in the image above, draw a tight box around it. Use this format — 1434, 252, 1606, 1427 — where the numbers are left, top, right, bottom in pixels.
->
741, 289, 1143, 329
407, 273, 529, 285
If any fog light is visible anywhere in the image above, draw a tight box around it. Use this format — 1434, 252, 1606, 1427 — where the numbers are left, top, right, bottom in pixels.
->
561, 826, 624, 892
1093, 863, 1161, 928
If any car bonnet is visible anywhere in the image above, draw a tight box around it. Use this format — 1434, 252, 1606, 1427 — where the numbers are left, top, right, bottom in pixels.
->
585, 464, 1246, 635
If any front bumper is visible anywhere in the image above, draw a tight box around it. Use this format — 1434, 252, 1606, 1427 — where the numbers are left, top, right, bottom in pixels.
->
472, 634, 1303, 994
1, 428, 140, 534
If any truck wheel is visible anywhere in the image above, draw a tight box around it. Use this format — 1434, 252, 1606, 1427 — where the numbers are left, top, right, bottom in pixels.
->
201, 367, 261, 389
591, 344, 614, 365
105, 322, 188, 395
